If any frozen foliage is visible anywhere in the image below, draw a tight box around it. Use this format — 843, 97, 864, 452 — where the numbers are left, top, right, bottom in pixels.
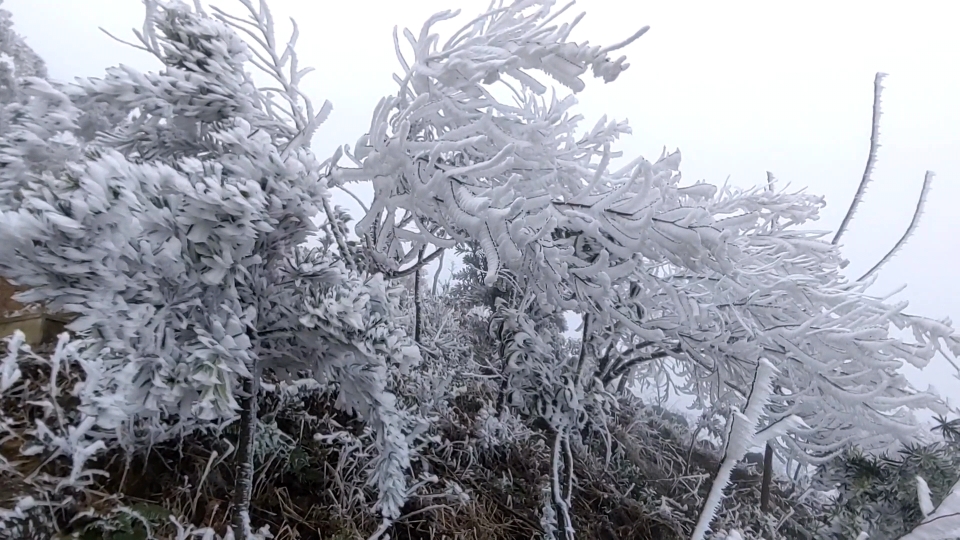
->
333, 0, 959, 500
300, 269, 424, 519
0, 331, 116, 537
0, 0, 421, 531
1, 0, 959, 538
327, 0, 959, 532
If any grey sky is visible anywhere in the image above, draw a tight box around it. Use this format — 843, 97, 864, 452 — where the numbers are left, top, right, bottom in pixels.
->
6, 0, 960, 408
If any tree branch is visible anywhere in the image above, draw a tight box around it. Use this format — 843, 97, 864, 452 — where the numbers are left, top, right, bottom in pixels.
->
857, 170, 935, 282
383, 247, 445, 279
832, 72, 886, 245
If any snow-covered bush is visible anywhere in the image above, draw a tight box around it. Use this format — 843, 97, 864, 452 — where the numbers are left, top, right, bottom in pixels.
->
815, 437, 960, 539
0, 0, 424, 535
0, 331, 110, 537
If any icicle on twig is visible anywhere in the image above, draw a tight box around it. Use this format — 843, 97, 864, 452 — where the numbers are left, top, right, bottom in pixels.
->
691, 359, 804, 540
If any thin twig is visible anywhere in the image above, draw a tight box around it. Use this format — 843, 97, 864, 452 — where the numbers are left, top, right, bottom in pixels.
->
857, 171, 935, 282
833, 72, 887, 245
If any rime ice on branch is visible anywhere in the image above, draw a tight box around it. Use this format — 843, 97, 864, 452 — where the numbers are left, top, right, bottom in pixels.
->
333, 0, 960, 481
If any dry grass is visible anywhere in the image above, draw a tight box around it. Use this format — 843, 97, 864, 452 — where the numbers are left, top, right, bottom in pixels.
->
1, 338, 820, 540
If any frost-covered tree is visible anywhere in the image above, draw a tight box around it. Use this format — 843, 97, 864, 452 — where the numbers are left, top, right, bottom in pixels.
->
3, 0, 958, 538
323, 1, 960, 533
0, 0, 47, 104
0, 1, 421, 536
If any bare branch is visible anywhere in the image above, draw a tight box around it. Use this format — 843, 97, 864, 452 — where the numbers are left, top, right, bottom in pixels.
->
858, 171, 935, 282
431, 249, 445, 296
833, 72, 887, 245
336, 184, 370, 213
98, 27, 152, 54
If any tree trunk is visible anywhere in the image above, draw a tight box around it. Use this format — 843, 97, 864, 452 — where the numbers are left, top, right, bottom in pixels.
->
760, 442, 774, 512
232, 363, 260, 539
414, 267, 422, 344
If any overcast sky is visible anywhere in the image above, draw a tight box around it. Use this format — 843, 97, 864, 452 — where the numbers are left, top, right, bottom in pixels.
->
5, 0, 960, 410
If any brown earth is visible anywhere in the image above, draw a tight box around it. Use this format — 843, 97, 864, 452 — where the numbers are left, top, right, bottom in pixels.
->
0, 277, 26, 315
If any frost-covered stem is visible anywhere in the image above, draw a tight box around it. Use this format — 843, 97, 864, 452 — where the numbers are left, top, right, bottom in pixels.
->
494, 313, 511, 416
573, 314, 591, 385
691, 359, 781, 540
562, 434, 574, 504
551, 429, 575, 540
691, 434, 741, 540
684, 424, 705, 475
231, 350, 260, 540
431, 249, 444, 296
322, 196, 355, 273
833, 72, 887, 245
857, 170, 935, 282
760, 442, 774, 512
